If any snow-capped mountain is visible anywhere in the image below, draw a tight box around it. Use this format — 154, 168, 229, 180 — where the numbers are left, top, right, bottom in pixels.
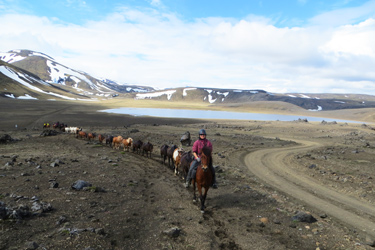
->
0, 49, 154, 98
1, 49, 375, 110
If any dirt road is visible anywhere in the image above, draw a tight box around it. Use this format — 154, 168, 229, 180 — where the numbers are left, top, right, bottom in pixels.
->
244, 138, 375, 238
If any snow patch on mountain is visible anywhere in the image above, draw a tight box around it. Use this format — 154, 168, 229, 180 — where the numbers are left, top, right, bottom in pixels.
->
0, 52, 25, 63
308, 106, 323, 111
135, 90, 176, 100
0, 50, 54, 63
0, 65, 90, 100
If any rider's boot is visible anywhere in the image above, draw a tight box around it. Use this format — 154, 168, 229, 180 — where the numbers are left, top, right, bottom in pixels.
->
184, 177, 191, 188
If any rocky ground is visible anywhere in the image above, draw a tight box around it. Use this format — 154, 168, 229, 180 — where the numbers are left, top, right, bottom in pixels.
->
1, 99, 375, 250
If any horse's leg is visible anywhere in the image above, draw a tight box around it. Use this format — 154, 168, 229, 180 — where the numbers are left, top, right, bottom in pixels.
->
192, 180, 197, 202
200, 187, 208, 213
197, 184, 204, 211
174, 165, 180, 176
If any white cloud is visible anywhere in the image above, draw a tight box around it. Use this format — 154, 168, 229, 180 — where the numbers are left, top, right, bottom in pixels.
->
320, 18, 375, 57
0, 2, 374, 94
308, 0, 375, 27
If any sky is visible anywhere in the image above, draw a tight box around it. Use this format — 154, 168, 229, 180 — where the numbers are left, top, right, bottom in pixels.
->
0, 0, 374, 94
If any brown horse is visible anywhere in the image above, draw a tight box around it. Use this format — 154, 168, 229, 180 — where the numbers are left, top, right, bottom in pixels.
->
77, 131, 87, 139
192, 147, 213, 213
87, 132, 96, 141
141, 142, 153, 158
132, 140, 143, 154
98, 134, 106, 144
105, 135, 114, 147
160, 144, 169, 165
179, 151, 193, 180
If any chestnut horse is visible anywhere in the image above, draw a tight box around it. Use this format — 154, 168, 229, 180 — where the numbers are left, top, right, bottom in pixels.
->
192, 147, 213, 213
77, 131, 87, 139
112, 136, 123, 149
122, 137, 133, 152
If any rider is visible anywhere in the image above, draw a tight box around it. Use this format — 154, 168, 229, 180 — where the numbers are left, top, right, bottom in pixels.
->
185, 129, 218, 189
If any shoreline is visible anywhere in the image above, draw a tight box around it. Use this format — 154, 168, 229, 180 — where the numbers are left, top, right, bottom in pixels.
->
0, 98, 374, 131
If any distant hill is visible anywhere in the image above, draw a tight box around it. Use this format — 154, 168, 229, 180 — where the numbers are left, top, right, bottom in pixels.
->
0, 49, 154, 100
1, 49, 375, 111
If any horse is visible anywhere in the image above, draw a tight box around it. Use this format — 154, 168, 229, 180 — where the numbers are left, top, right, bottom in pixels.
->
60, 123, 67, 130
173, 147, 185, 176
65, 127, 81, 134
87, 132, 96, 141
132, 140, 143, 154
179, 150, 193, 180
98, 134, 106, 144
141, 142, 153, 158
167, 145, 178, 169
122, 137, 133, 152
105, 135, 114, 147
160, 144, 169, 165
192, 147, 213, 213
112, 136, 123, 149
77, 131, 87, 139
53, 122, 60, 129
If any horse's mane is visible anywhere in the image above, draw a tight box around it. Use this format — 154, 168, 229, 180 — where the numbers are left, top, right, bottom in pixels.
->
201, 146, 212, 157
201, 146, 212, 168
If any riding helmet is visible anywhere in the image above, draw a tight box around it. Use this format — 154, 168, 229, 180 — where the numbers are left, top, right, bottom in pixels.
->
199, 129, 206, 135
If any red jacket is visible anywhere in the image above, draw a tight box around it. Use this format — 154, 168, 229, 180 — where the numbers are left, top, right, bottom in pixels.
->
192, 138, 213, 158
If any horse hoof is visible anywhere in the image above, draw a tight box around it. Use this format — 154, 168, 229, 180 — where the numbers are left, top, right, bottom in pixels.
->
201, 210, 205, 214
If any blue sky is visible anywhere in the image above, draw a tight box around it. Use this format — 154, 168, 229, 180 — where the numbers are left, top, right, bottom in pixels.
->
0, 0, 374, 94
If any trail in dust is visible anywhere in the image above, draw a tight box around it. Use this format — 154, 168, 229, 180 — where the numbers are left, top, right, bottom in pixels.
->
244, 139, 375, 237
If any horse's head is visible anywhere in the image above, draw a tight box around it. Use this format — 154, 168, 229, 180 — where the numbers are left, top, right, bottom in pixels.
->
200, 147, 212, 171
178, 147, 184, 155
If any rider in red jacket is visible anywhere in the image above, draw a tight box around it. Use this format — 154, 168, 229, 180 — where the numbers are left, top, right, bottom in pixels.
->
185, 129, 217, 188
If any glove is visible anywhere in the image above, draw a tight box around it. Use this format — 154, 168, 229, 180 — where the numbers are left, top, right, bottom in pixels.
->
196, 158, 201, 162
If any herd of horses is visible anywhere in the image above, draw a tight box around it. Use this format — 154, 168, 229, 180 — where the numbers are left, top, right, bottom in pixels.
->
45, 122, 214, 213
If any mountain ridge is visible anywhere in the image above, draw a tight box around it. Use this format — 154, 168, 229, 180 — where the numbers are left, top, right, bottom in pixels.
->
1, 49, 375, 111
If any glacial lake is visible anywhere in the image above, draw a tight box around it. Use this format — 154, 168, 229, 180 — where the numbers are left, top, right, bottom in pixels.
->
99, 107, 362, 124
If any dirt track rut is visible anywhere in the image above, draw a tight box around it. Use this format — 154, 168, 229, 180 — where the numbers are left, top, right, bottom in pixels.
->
244, 139, 375, 238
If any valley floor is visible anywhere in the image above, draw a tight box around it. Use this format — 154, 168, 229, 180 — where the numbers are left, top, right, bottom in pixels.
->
1, 99, 375, 249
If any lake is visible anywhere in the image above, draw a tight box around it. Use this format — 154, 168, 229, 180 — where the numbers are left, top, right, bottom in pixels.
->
99, 107, 362, 124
